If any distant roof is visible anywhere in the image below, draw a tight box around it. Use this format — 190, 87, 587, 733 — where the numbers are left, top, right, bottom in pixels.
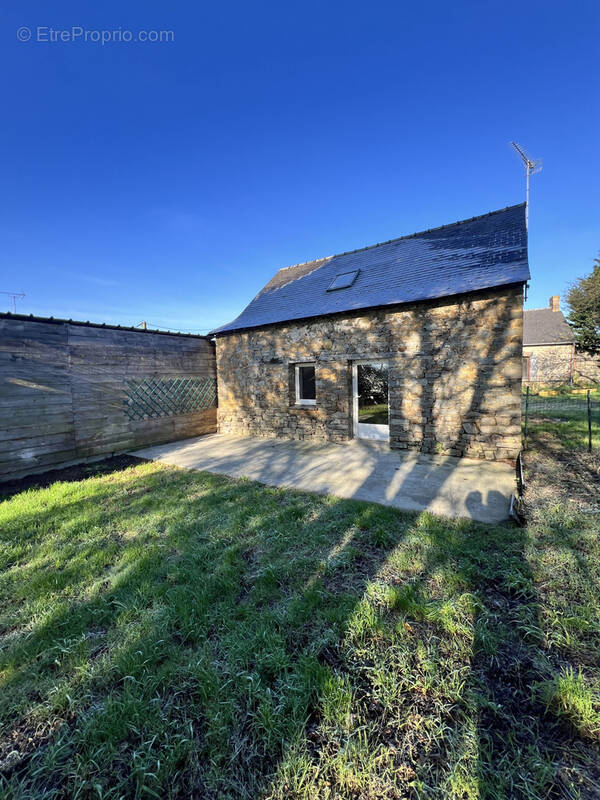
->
523, 308, 575, 346
210, 203, 530, 335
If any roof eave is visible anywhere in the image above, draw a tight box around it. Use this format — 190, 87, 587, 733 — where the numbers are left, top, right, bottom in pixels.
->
211, 280, 528, 337
524, 340, 575, 347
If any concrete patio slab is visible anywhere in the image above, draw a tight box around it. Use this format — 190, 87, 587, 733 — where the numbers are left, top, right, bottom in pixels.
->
132, 434, 516, 524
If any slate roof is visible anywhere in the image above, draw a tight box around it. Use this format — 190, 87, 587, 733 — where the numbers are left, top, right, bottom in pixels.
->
523, 308, 575, 346
210, 203, 530, 335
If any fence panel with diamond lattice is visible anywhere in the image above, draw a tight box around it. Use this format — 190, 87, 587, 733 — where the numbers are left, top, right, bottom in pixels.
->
125, 377, 217, 420
0, 315, 217, 482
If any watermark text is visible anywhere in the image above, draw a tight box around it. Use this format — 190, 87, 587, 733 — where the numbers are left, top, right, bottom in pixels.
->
17, 26, 175, 45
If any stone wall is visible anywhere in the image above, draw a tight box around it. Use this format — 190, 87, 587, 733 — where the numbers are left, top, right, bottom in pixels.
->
522, 343, 574, 384
574, 351, 600, 385
215, 286, 523, 462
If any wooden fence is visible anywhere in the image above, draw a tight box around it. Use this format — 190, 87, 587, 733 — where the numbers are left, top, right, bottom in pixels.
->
0, 314, 217, 482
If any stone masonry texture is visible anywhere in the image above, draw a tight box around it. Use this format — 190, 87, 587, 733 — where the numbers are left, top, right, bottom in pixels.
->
574, 351, 600, 385
522, 343, 574, 384
215, 286, 524, 462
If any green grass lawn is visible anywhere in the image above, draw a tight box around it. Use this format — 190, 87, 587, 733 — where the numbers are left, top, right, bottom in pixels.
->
1, 458, 599, 798
523, 387, 600, 451
358, 403, 388, 425
525, 417, 600, 451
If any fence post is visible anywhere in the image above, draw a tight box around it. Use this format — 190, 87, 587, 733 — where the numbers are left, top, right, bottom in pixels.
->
524, 385, 530, 448
588, 389, 592, 453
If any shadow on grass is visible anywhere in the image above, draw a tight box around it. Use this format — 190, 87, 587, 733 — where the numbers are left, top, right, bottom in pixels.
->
2, 457, 597, 799
0, 455, 148, 502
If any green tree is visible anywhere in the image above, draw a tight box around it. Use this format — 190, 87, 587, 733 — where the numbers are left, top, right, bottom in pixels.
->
567, 254, 600, 353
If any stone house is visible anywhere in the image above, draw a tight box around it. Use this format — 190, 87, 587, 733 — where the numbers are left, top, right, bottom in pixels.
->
210, 204, 530, 462
522, 296, 575, 384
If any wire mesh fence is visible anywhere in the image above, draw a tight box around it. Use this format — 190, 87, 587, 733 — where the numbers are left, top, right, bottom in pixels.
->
522, 385, 600, 452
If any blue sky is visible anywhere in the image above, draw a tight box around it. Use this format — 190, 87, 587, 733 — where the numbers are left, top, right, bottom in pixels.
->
2, 0, 598, 332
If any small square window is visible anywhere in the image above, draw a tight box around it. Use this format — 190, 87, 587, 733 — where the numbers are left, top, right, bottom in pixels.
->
326, 269, 360, 291
294, 363, 316, 405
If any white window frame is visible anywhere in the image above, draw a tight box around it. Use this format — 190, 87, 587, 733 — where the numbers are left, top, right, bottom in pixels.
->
294, 362, 316, 406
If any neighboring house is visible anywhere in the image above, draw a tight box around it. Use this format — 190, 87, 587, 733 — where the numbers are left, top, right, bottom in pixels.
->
522, 296, 575, 384
210, 204, 530, 462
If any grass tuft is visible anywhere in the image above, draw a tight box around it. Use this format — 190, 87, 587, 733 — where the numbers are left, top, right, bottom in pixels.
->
537, 667, 600, 740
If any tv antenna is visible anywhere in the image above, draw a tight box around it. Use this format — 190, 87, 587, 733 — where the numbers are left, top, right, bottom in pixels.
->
1, 290, 25, 313
510, 141, 542, 230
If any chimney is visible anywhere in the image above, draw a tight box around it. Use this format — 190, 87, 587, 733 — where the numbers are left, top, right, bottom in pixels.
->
549, 295, 560, 312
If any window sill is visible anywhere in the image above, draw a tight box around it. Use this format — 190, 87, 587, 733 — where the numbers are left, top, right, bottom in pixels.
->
293, 401, 317, 408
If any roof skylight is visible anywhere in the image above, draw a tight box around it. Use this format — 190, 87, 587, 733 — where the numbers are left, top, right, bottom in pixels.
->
326, 269, 360, 292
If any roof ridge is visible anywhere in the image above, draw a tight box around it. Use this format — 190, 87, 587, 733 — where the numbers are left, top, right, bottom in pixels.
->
276, 255, 333, 273
275, 203, 526, 275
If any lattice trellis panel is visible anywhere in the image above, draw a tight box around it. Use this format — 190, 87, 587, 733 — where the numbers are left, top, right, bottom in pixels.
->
124, 376, 217, 420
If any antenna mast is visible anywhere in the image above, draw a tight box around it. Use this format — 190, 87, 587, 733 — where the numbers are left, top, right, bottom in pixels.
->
0, 290, 25, 313
510, 141, 542, 230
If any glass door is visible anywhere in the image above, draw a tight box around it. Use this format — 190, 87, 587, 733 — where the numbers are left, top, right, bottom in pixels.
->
352, 361, 389, 441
